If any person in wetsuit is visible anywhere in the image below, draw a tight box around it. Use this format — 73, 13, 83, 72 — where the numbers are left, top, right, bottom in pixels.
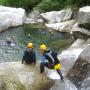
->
22, 43, 36, 65
39, 44, 64, 81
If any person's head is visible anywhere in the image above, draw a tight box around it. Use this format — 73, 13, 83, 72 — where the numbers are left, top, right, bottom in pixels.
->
39, 44, 47, 53
27, 43, 33, 49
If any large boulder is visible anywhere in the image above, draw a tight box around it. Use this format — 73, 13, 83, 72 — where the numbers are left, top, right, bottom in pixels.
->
41, 9, 73, 23
67, 22, 90, 40
71, 23, 90, 36
66, 45, 90, 89
78, 6, 90, 29
0, 62, 54, 90
58, 39, 85, 76
0, 6, 26, 31
45, 20, 76, 32
25, 10, 43, 24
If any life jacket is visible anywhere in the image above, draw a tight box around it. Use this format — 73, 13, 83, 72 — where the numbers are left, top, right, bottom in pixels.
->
44, 49, 60, 65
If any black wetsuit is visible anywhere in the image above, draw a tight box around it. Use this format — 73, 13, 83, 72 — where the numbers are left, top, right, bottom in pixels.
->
22, 48, 36, 64
40, 49, 64, 81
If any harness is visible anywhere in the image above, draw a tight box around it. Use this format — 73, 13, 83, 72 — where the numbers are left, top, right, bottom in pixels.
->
45, 50, 55, 64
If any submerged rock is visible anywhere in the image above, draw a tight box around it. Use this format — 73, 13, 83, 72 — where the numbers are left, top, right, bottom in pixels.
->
0, 62, 54, 90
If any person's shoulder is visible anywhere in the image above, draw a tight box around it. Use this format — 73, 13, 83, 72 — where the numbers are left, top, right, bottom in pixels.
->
52, 49, 57, 55
24, 48, 29, 52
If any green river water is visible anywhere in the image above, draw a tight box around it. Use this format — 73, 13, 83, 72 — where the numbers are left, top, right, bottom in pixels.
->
0, 24, 73, 62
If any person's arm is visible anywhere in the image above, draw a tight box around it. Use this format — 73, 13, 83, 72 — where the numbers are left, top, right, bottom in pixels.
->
41, 55, 46, 64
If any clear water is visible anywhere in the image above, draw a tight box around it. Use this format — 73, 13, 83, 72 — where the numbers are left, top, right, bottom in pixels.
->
0, 24, 73, 62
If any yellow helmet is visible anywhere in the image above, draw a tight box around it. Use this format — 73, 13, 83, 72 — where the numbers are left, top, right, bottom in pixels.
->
27, 43, 33, 48
40, 44, 47, 51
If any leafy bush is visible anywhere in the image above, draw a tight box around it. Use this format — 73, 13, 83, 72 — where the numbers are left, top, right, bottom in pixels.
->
0, 0, 90, 12
65, 0, 90, 8
0, 0, 41, 11
34, 0, 65, 12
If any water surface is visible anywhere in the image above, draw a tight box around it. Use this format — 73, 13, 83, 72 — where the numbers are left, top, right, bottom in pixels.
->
0, 24, 73, 62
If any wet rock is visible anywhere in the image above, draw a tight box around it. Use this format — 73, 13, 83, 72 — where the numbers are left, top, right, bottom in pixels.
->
41, 9, 73, 23
66, 45, 90, 88
0, 62, 54, 90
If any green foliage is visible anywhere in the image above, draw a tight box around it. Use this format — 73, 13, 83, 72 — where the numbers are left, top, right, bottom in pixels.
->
34, 0, 90, 12
65, 0, 90, 8
0, 0, 41, 11
0, 0, 90, 12
0, 0, 7, 5
34, 0, 64, 12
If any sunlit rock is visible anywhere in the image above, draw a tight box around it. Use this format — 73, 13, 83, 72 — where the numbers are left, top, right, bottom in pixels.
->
70, 39, 85, 48
0, 62, 54, 90
0, 6, 26, 31
41, 9, 73, 23
78, 6, 90, 29
45, 20, 75, 32
58, 39, 85, 76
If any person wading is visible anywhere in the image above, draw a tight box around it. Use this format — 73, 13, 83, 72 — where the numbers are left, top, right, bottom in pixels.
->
22, 43, 36, 65
39, 44, 64, 81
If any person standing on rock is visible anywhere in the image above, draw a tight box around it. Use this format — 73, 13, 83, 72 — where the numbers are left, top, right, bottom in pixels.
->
39, 44, 64, 81
22, 42, 36, 65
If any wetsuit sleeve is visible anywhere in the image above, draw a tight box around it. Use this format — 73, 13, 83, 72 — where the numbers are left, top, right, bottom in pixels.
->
41, 55, 46, 64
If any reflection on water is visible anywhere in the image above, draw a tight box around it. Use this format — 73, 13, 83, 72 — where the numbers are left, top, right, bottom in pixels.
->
0, 24, 73, 62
